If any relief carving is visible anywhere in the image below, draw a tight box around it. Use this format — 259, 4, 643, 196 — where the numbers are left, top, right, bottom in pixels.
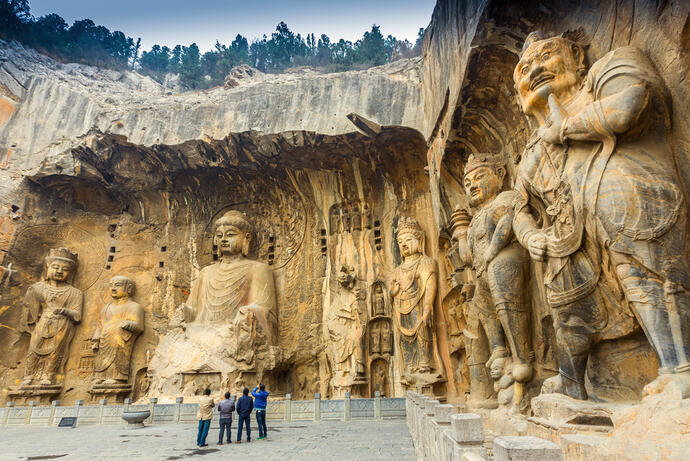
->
19, 248, 83, 387
451, 154, 532, 409
89, 276, 144, 401
391, 217, 443, 390
148, 210, 281, 397
512, 32, 690, 399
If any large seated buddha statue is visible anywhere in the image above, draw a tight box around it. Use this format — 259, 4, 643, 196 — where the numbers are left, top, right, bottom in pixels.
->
148, 211, 280, 398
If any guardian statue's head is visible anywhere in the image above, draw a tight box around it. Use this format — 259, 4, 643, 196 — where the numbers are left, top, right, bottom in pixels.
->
513, 31, 586, 116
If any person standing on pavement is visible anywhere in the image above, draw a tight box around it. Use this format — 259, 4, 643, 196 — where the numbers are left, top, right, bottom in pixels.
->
196, 388, 214, 447
251, 383, 270, 440
235, 387, 254, 443
217, 392, 235, 445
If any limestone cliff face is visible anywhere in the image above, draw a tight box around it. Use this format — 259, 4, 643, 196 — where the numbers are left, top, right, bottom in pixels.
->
0, 40, 429, 404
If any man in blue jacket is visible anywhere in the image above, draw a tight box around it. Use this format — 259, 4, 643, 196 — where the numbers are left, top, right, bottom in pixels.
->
251, 383, 270, 440
235, 387, 253, 443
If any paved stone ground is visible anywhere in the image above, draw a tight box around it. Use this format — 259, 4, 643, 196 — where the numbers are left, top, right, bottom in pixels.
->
3, 419, 416, 461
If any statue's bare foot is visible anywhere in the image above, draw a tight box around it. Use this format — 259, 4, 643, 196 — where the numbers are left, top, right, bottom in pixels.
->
643, 371, 690, 399
20, 377, 32, 387
542, 374, 588, 400
39, 379, 52, 386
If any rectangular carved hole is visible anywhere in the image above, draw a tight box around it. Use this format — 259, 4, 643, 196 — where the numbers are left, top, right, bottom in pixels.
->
374, 220, 380, 228
161, 246, 167, 252
107, 255, 113, 262
268, 246, 275, 253
269, 235, 275, 243
320, 229, 326, 236
107, 224, 117, 232
109, 246, 116, 253
159, 261, 164, 268
11, 204, 19, 212
320, 238, 326, 246
374, 230, 381, 238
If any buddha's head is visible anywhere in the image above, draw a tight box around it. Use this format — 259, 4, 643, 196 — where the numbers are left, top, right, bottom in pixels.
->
463, 153, 506, 208
396, 217, 425, 259
213, 210, 253, 258
45, 247, 78, 284
110, 275, 135, 299
514, 31, 586, 117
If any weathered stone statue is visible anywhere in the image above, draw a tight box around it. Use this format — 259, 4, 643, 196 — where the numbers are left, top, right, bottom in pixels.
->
148, 210, 280, 398
391, 217, 442, 389
452, 153, 532, 408
328, 265, 367, 394
181, 210, 277, 342
92, 276, 144, 384
20, 248, 83, 386
512, 31, 690, 399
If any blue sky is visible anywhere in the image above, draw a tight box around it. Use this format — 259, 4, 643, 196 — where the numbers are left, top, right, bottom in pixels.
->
28, 0, 437, 52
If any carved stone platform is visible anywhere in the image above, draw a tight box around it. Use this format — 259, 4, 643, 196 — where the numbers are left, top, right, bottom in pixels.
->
89, 382, 133, 403
8, 384, 62, 405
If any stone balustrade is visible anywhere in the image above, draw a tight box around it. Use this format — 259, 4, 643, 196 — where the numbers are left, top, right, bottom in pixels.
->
0, 394, 405, 428
406, 392, 563, 461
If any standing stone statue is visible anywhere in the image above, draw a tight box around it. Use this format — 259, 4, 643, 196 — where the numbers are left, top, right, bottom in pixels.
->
512, 31, 690, 399
92, 276, 144, 385
391, 217, 442, 388
20, 248, 83, 386
452, 153, 532, 408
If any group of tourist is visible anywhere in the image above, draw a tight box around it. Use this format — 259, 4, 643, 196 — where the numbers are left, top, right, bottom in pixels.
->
195, 384, 270, 447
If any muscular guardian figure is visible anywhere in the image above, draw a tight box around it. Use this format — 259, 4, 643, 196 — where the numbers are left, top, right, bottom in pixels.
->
512, 31, 690, 399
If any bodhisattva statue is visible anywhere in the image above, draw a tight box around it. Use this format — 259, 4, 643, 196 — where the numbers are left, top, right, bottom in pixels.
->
391, 217, 442, 386
512, 31, 690, 399
20, 248, 83, 386
148, 210, 279, 397
453, 153, 532, 408
92, 276, 144, 385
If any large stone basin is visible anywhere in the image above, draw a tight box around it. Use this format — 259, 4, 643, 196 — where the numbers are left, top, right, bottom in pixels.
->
122, 410, 151, 429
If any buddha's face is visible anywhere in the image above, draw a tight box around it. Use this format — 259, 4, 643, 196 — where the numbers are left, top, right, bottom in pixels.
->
514, 38, 580, 116
110, 278, 130, 299
214, 224, 248, 256
464, 166, 503, 207
46, 260, 73, 282
397, 232, 421, 258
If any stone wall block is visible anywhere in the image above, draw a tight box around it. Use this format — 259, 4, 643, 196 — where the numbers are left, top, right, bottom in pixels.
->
493, 436, 563, 461
451, 413, 484, 444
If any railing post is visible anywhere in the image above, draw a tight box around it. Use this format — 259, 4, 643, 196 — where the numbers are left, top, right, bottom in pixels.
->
175, 397, 183, 423
4, 401, 14, 427
74, 400, 84, 427
343, 391, 351, 421
285, 394, 292, 422
314, 393, 321, 421
26, 400, 36, 426
148, 397, 157, 424
374, 391, 382, 420
48, 400, 60, 426
98, 398, 107, 425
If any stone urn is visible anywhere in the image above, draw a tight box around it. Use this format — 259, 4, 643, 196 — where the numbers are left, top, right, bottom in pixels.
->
122, 410, 150, 429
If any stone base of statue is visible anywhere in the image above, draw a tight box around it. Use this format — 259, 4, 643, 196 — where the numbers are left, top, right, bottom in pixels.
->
8, 384, 62, 405
89, 382, 132, 403
401, 372, 446, 398
331, 374, 368, 397
147, 321, 282, 399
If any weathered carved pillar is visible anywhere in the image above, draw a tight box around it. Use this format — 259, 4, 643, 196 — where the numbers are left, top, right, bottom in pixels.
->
441, 413, 486, 460
431, 404, 453, 461
48, 400, 59, 426
98, 399, 107, 425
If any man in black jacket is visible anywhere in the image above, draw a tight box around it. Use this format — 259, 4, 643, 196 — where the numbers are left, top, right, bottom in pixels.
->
235, 387, 254, 443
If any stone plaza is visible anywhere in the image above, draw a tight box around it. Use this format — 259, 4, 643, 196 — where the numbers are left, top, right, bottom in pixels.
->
3, 419, 416, 461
